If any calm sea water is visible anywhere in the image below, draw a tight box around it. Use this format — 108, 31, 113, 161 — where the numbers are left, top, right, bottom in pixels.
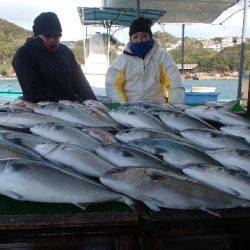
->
0, 79, 238, 101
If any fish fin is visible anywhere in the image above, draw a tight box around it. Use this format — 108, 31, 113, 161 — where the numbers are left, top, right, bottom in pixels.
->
144, 200, 161, 211
119, 196, 135, 210
144, 196, 163, 211
226, 187, 241, 197
200, 207, 221, 217
6, 191, 25, 201
74, 203, 87, 210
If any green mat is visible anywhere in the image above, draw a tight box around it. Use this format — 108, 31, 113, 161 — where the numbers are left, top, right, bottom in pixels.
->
0, 195, 131, 216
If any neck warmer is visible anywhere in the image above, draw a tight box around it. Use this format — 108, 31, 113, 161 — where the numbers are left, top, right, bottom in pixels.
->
130, 39, 154, 58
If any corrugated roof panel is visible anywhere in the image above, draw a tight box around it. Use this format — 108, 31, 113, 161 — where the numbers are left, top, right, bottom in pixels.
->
103, 0, 239, 23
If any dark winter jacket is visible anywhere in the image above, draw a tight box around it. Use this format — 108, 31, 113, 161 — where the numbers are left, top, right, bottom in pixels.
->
12, 37, 97, 102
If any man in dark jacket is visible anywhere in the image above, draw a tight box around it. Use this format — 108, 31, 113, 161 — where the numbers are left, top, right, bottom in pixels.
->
12, 12, 97, 102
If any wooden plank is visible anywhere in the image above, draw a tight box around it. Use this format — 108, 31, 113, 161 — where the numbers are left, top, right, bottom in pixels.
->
0, 212, 138, 230
147, 208, 250, 223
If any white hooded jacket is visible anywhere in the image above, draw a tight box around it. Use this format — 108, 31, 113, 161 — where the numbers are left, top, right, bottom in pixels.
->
105, 40, 185, 104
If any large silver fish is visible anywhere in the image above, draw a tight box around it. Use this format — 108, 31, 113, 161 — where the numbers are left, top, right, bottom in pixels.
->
118, 101, 174, 112
115, 128, 182, 143
185, 106, 250, 126
0, 158, 126, 207
81, 127, 117, 144
30, 123, 100, 150
95, 143, 178, 173
0, 139, 42, 159
180, 129, 250, 150
128, 138, 219, 169
0, 99, 37, 112
205, 148, 250, 174
59, 100, 116, 125
100, 167, 250, 212
58, 100, 86, 110
34, 103, 112, 127
183, 165, 250, 200
220, 125, 250, 143
109, 108, 168, 131
158, 110, 214, 131
84, 100, 110, 113
0, 130, 53, 149
0, 111, 67, 129
35, 143, 116, 177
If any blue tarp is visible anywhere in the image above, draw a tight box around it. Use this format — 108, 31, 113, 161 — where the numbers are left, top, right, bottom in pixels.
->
77, 7, 166, 27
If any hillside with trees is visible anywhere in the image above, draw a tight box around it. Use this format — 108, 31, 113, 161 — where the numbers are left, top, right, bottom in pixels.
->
0, 18, 32, 76
198, 43, 250, 73
153, 32, 250, 74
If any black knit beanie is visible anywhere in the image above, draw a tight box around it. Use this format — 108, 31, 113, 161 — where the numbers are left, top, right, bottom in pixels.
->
129, 16, 153, 37
33, 12, 62, 36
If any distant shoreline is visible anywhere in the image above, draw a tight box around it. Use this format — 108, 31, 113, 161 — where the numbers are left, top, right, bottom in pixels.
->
183, 72, 238, 80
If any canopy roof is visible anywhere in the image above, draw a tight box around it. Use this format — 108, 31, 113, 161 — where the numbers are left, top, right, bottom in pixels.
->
77, 7, 166, 27
103, 0, 239, 23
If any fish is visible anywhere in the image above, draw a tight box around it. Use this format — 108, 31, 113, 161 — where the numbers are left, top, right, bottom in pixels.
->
220, 125, 250, 143
115, 128, 183, 143
118, 101, 174, 112
158, 110, 214, 131
180, 129, 250, 150
35, 143, 116, 177
58, 100, 86, 110
59, 100, 116, 125
95, 143, 178, 174
205, 149, 250, 174
30, 122, 100, 150
81, 127, 117, 144
0, 158, 127, 207
204, 100, 237, 111
84, 100, 110, 113
172, 104, 190, 111
0, 99, 37, 112
128, 138, 219, 169
109, 108, 168, 131
34, 103, 112, 127
185, 106, 250, 126
37, 101, 57, 106
183, 165, 250, 200
0, 130, 53, 149
100, 167, 250, 212
0, 111, 69, 129
0, 139, 42, 159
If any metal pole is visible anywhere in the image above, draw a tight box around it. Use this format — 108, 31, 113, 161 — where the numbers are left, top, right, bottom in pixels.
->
136, 0, 140, 16
82, 26, 86, 65
107, 26, 111, 64
237, 0, 248, 100
181, 24, 185, 75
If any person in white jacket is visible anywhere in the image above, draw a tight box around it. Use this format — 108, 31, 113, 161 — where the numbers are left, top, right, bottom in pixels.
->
105, 16, 185, 104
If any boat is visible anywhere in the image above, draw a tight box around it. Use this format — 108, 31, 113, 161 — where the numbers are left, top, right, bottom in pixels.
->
191, 87, 216, 92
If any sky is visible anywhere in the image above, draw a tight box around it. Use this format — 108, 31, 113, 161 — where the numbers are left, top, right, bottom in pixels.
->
0, 0, 249, 43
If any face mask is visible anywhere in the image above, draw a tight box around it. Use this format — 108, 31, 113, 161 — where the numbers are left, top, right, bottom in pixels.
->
130, 39, 154, 58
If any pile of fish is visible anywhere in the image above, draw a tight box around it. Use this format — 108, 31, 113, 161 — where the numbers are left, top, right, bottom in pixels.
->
0, 98, 249, 215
